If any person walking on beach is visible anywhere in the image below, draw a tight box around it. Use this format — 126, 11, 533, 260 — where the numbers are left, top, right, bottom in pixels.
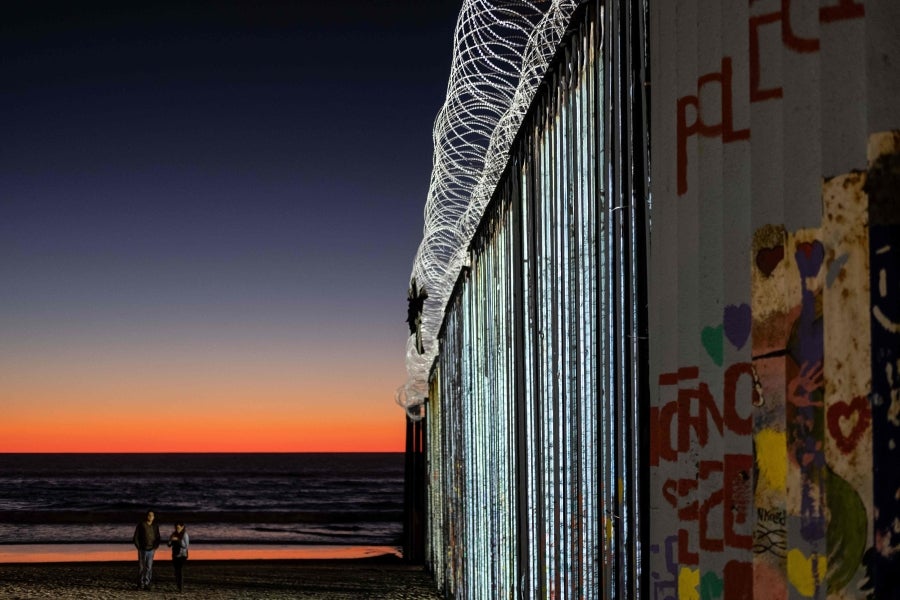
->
167, 522, 189, 592
132, 510, 161, 590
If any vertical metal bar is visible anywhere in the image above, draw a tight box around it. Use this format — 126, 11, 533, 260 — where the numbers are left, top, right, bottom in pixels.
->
600, 3, 622, 596
421, 4, 650, 598
584, 17, 600, 598
629, 1, 651, 596
520, 149, 541, 597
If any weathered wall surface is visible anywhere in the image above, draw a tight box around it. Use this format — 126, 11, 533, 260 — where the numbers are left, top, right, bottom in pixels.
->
648, 1, 900, 599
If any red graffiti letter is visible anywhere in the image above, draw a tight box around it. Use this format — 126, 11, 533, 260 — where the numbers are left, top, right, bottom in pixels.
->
724, 362, 754, 435
678, 379, 723, 450
655, 372, 681, 463
677, 58, 749, 195
749, 0, 821, 102
820, 0, 864, 23
699, 461, 725, 552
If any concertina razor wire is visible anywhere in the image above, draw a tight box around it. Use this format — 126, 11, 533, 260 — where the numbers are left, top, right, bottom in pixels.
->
397, 0, 580, 420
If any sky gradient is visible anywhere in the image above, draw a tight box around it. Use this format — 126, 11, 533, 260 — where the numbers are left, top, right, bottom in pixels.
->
1, 1, 461, 452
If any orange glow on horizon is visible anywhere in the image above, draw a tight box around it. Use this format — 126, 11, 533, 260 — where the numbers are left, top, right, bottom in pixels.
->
0, 390, 407, 453
0, 346, 411, 453
0, 410, 405, 453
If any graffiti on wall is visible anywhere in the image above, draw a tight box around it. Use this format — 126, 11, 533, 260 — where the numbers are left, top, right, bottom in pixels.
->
653, 131, 900, 600
677, 0, 865, 195
751, 223, 869, 600
650, 353, 756, 599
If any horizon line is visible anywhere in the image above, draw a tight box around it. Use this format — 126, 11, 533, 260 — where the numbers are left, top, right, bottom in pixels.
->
0, 450, 405, 454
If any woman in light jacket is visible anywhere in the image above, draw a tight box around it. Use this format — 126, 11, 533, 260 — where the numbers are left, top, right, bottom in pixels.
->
167, 522, 189, 592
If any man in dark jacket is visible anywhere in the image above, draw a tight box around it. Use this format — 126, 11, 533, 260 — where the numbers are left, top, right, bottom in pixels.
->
133, 510, 161, 590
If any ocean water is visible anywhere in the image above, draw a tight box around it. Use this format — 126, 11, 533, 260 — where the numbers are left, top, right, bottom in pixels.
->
0, 453, 404, 550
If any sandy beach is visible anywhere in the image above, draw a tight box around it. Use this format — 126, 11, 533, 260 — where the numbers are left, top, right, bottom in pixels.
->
0, 557, 443, 600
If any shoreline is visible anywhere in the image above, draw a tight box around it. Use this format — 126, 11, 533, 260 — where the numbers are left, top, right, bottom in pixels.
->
0, 556, 442, 599
0, 543, 402, 564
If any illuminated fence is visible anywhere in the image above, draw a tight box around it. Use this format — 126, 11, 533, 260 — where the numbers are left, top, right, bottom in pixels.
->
416, 0, 900, 598
423, 3, 649, 598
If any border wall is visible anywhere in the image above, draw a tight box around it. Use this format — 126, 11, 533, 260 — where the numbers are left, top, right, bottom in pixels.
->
417, 1, 900, 598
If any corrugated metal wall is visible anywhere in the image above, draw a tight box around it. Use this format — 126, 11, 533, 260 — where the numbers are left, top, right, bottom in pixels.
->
420, 0, 899, 598
648, 0, 899, 598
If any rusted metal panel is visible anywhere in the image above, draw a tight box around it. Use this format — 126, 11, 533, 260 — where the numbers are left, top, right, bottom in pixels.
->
822, 161, 871, 600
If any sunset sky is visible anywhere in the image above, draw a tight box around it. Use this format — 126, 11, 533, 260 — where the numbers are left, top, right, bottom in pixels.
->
1, 1, 461, 452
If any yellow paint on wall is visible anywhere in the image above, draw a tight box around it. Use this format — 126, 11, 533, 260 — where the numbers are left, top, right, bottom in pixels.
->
755, 429, 787, 492
787, 549, 826, 597
605, 514, 613, 545
678, 566, 700, 600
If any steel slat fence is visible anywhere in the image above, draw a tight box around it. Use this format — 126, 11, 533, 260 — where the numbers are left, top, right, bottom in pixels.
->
423, 3, 648, 598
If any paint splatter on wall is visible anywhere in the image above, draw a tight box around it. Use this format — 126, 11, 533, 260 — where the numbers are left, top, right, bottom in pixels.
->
652, 133, 899, 599
650, 0, 899, 594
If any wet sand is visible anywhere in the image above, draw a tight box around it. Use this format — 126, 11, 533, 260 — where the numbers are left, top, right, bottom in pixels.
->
0, 556, 443, 599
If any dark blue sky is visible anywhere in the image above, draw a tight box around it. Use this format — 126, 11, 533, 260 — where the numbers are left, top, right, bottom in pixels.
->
1, 1, 461, 450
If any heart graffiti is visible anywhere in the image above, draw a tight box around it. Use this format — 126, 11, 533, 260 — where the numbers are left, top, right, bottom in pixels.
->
701, 325, 724, 367
723, 304, 751, 350
755, 245, 784, 277
826, 395, 871, 454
